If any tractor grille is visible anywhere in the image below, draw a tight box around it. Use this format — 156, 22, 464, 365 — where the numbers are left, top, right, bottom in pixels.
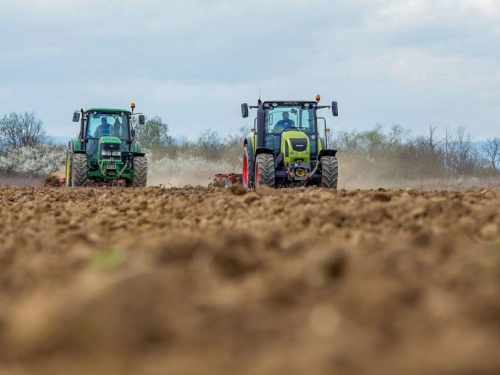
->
103, 143, 120, 151
103, 143, 122, 160
290, 138, 307, 152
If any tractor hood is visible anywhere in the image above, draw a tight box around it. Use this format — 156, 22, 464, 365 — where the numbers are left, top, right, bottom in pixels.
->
99, 136, 122, 145
281, 131, 310, 163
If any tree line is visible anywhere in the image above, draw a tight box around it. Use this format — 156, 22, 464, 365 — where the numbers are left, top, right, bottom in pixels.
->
331, 124, 500, 181
1, 110, 500, 180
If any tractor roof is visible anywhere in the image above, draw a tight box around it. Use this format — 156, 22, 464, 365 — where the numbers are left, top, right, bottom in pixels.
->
85, 108, 131, 114
261, 101, 319, 108
263, 101, 317, 105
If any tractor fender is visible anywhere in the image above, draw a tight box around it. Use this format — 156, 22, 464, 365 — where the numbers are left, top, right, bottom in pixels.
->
255, 147, 275, 157
318, 137, 326, 153
130, 141, 142, 153
133, 152, 146, 157
69, 138, 83, 152
318, 149, 337, 158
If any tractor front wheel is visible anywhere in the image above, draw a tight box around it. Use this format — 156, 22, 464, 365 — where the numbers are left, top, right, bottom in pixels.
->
71, 153, 88, 187
255, 154, 275, 188
320, 156, 338, 189
132, 156, 148, 187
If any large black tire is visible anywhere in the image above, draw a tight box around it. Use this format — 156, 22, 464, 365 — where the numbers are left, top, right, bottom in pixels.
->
243, 145, 254, 188
320, 156, 338, 189
132, 156, 147, 187
255, 154, 275, 188
72, 153, 88, 187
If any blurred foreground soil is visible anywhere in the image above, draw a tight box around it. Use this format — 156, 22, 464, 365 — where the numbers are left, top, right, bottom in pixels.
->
1, 185, 500, 374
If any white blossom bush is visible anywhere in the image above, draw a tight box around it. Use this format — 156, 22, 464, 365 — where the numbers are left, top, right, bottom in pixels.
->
0, 145, 240, 186
149, 153, 239, 187
0, 144, 65, 176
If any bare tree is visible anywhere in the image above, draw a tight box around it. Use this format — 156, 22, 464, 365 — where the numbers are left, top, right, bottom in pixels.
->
196, 128, 223, 161
483, 136, 500, 171
0, 111, 47, 150
334, 128, 360, 153
444, 127, 480, 175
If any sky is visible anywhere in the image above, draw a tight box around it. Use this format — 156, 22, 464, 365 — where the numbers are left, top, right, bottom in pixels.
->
0, 0, 499, 140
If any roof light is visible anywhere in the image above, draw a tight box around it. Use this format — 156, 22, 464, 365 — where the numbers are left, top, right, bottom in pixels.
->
131, 103, 136, 109
316, 94, 321, 102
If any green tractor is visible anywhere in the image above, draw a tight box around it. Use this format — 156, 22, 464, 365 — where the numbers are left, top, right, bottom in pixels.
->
65, 103, 148, 187
241, 95, 339, 189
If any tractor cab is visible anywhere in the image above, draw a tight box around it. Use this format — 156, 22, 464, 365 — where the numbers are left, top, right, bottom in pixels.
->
261, 101, 321, 157
240, 95, 339, 189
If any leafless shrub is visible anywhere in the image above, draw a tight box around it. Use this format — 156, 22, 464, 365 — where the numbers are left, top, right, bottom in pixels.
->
0, 111, 47, 150
483, 136, 500, 172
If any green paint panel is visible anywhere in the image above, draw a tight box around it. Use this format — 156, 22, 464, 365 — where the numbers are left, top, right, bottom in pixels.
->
130, 142, 141, 153
281, 131, 310, 164
99, 136, 122, 144
71, 138, 82, 151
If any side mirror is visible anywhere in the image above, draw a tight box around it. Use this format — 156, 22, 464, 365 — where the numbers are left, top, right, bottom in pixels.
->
241, 103, 249, 118
131, 129, 136, 138
332, 102, 339, 117
72, 112, 81, 122
138, 115, 146, 125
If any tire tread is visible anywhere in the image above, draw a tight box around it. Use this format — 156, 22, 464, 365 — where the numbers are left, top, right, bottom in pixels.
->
256, 154, 275, 187
132, 156, 148, 187
72, 154, 88, 187
321, 156, 338, 189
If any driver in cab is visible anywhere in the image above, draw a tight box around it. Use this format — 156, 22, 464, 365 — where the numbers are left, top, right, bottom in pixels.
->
272, 112, 295, 132
94, 117, 112, 137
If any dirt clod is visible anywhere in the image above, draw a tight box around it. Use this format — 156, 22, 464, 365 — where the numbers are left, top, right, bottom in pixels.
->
43, 174, 61, 187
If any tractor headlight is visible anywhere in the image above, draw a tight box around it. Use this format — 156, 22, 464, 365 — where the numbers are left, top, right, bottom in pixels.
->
112, 151, 121, 156
101, 150, 112, 156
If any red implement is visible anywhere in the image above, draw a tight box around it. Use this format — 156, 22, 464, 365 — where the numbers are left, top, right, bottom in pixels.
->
214, 173, 243, 187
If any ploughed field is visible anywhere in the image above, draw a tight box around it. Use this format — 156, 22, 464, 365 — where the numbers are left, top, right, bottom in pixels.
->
1, 185, 500, 375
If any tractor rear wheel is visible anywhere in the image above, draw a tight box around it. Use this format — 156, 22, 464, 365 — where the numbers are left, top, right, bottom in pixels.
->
255, 154, 275, 188
320, 156, 338, 189
72, 153, 88, 187
243, 145, 254, 188
132, 156, 147, 187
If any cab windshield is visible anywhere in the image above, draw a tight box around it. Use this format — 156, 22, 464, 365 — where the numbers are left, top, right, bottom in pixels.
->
86, 113, 130, 140
263, 105, 318, 154
265, 106, 316, 134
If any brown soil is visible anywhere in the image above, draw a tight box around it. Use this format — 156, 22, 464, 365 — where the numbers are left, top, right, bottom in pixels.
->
1, 185, 500, 375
